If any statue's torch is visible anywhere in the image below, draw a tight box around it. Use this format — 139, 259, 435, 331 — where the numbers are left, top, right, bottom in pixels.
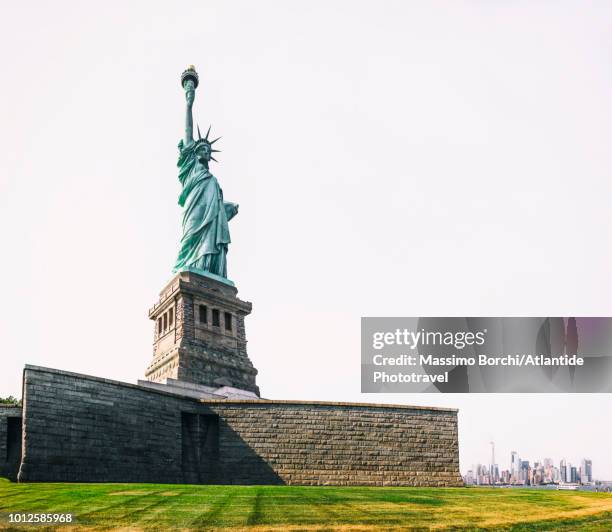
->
181, 65, 199, 89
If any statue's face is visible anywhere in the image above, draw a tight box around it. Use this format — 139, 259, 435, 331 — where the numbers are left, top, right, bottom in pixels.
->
196, 143, 211, 162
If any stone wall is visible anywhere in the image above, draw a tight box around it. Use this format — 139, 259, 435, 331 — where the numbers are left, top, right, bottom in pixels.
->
212, 401, 461, 486
145, 271, 259, 395
0, 405, 22, 480
19, 367, 185, 483
18, 366, 462, 486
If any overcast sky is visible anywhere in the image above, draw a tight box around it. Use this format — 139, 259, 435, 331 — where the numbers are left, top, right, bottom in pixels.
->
1, 1, 611, 478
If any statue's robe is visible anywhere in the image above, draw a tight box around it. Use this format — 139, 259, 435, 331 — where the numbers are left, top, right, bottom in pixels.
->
173, 140, 238, 277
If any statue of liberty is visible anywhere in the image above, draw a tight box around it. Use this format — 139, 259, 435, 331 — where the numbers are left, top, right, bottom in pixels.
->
173, 66, 238, 280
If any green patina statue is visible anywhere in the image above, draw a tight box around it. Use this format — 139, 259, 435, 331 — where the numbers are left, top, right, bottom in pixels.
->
173, 66, 238, 282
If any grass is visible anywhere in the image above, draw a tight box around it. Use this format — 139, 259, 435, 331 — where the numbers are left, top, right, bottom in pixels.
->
1, 478, 611, 531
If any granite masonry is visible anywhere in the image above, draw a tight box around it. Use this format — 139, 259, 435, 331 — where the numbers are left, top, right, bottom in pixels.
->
0, 406, 22, 481
145, 270, 259, 395
5, 270, 463, 486
17, 366, 461, 486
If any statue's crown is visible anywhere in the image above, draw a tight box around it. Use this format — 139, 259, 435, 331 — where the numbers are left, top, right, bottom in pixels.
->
195, 125, 221, 162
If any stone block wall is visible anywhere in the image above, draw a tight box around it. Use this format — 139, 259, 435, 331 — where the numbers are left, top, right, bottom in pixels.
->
18, 366, 462, 486
145, 271, 259, 395
19, 367, 186, 483
210, 402, 462, 486
0, 405, 22, 480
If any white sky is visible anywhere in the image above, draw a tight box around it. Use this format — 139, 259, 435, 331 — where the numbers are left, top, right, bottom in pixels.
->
1, 1, 611, 479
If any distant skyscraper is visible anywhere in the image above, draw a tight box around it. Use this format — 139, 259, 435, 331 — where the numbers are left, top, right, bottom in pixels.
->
542, 458, 553, 483
511, 451, 520, 480
580, 459, 592, 483
560, 459, 568, 482
520, 460, 530, 484
491, 464, 499, 483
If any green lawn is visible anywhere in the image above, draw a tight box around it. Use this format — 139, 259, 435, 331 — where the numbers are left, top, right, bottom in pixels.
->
1, 478, 611, 531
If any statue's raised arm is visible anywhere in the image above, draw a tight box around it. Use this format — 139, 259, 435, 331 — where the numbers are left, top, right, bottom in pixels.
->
184, 81, 195, 146
181, 66, 199, 146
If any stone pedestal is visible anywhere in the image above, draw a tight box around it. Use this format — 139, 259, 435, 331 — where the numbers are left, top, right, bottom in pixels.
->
145, 270, 259, 396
